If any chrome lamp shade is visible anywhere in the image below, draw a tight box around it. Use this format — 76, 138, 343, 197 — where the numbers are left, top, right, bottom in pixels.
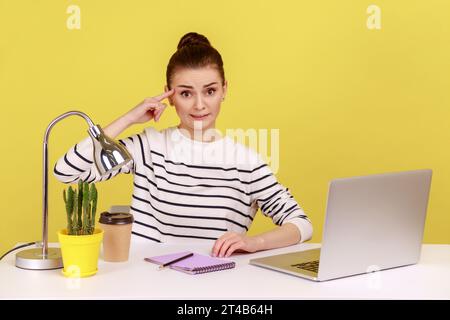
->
88, 125, 132, 176
15, 111, 132, 270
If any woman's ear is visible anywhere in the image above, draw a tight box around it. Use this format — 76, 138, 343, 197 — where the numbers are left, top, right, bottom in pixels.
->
164, 85, 174, 106
222, 80, 228, 100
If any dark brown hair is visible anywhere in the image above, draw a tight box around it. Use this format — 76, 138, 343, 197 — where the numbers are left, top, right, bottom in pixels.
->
166, 32, 225, 89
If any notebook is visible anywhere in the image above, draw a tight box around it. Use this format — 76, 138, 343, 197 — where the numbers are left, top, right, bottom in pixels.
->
144, 251, 236, 274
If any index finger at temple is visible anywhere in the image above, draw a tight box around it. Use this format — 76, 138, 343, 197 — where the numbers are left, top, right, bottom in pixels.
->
154, 89, 175, 101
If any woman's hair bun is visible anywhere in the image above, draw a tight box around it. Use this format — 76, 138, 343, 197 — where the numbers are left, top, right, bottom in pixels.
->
177, 32, 211, 50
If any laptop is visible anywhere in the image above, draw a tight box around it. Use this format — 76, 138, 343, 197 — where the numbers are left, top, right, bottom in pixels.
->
250, 169, 432, 282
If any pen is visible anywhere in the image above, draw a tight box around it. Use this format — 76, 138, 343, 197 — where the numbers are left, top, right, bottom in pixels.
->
158, 252, 194, 270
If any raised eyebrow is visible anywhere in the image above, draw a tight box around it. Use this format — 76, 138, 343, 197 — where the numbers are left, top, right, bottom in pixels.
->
176, 82, 218, 89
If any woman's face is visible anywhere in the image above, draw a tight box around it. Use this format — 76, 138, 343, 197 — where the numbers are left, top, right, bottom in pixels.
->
165, 66, 227, 135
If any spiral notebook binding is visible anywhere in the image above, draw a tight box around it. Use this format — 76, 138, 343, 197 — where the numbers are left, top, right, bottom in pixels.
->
193, 261, 236, 274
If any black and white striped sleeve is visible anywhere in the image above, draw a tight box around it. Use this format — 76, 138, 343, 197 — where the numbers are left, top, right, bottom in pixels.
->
249, 159, 313, 243
53, 134, 136, 184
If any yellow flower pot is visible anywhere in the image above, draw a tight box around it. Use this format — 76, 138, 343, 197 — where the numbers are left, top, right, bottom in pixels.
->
57, 228, 104, 278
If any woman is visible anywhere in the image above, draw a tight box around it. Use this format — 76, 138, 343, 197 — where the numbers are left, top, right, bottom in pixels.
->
54, 32, 313, 258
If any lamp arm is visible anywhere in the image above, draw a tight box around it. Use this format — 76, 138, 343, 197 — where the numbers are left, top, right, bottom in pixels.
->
42, 111, 97, 257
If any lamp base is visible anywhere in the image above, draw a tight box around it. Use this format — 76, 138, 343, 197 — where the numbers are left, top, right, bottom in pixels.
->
15, 248, 63, 270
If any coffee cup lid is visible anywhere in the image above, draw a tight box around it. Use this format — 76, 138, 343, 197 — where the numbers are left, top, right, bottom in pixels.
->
99, 212, 134, 225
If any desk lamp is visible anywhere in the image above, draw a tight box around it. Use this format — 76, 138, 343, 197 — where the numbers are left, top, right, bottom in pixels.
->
15, 111, 132, 270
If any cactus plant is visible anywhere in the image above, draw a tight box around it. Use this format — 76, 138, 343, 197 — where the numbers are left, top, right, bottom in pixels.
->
77, 180, 83, 234
63, 181, 98, 235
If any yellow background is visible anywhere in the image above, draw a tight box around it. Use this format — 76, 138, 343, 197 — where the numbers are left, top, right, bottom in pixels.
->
1, 0, 449, 255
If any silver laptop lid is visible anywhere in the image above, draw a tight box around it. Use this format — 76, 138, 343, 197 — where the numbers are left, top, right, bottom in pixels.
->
317, 169, 432, 281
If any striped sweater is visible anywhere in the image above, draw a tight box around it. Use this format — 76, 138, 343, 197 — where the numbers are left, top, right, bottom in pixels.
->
53, 126, 313, 244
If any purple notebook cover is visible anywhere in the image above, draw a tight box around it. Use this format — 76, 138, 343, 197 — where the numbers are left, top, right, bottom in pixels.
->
144, 251, 236, 274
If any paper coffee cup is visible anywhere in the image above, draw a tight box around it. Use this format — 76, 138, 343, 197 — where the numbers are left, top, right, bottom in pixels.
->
99, 212, 134, 262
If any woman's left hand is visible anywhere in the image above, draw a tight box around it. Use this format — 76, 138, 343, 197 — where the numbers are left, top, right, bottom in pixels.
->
211, 232, 264, 258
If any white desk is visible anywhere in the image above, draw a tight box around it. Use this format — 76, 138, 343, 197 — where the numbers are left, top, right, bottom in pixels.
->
1, 241, 449, 300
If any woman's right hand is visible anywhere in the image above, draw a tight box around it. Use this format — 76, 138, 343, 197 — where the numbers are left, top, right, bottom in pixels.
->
124, 89, 175, 125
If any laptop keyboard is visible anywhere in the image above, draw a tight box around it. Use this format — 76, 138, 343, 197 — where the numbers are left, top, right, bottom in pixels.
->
291, 260, 319, 273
